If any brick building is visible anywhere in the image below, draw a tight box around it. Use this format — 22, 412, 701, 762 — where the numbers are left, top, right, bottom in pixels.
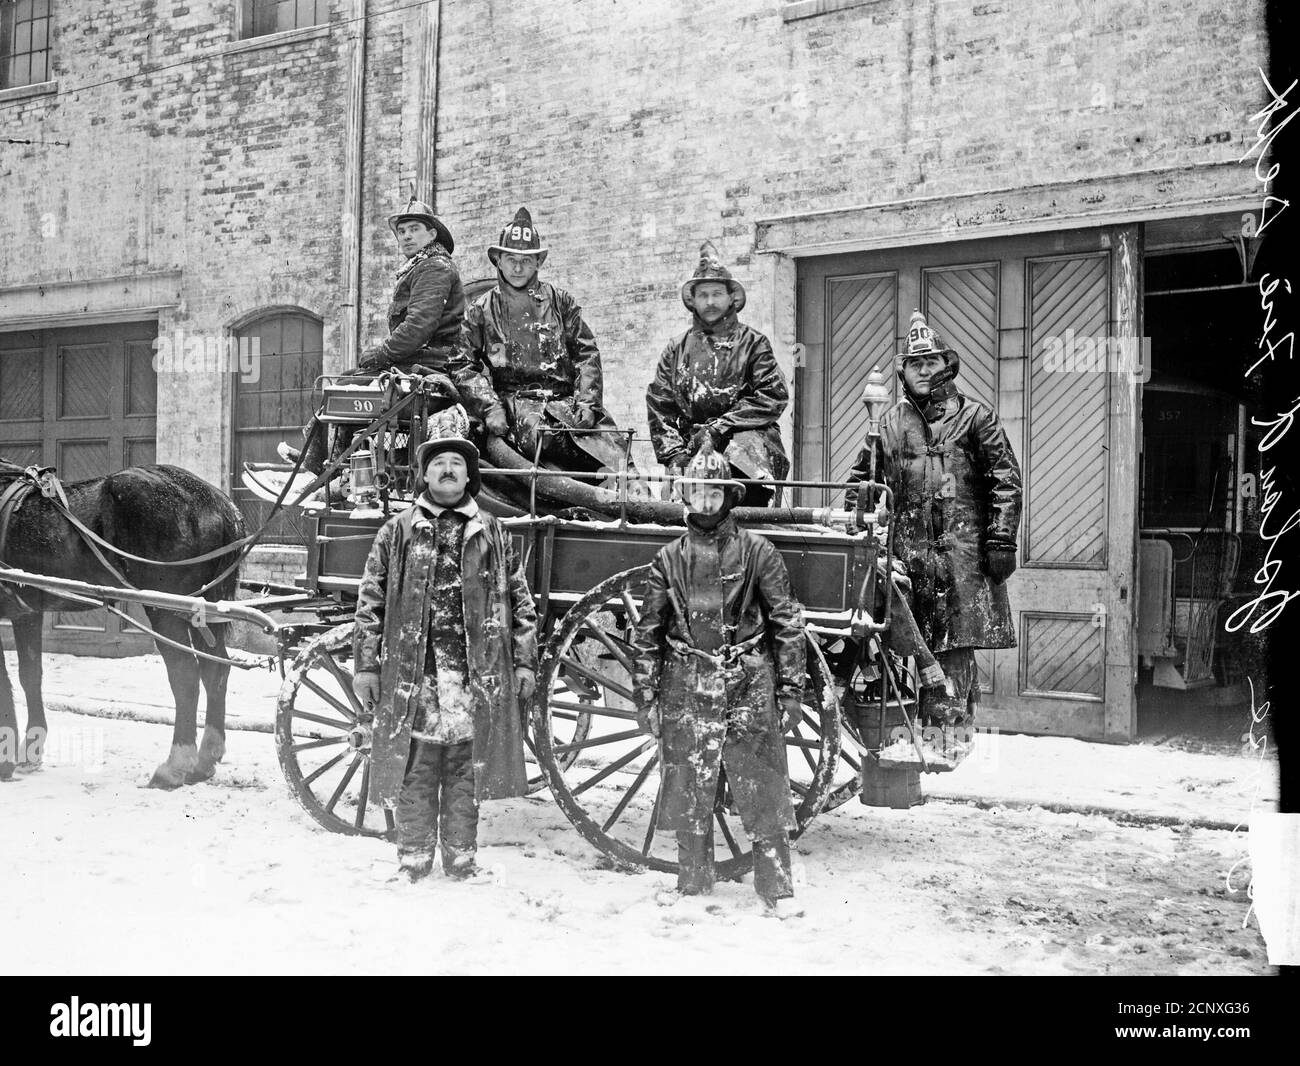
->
0, 0, 1276, 738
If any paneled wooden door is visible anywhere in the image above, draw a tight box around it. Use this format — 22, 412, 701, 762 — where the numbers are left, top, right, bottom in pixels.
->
0, 321, 159, 655
796, 227, 1140, 740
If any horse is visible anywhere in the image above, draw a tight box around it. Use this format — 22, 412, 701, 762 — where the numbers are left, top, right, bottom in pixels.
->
0, 461, 247, 788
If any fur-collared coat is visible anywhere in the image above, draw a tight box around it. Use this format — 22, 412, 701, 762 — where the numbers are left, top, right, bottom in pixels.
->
354, 496, 537, 807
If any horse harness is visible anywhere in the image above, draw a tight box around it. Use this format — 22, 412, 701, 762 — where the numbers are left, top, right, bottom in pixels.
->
0, 463, 71, 615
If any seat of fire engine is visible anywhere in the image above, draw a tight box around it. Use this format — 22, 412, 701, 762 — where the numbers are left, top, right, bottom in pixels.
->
241, 370, 452, 513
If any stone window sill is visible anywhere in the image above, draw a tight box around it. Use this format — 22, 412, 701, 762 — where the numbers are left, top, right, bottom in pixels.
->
0, 80, 58, 104
783, 0, 877, 22
221, 23, 332, 57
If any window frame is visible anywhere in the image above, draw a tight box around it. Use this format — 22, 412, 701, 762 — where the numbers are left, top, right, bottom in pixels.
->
1, 0, 53, 91
237, 0, 330, 41
229, 308, 325, 547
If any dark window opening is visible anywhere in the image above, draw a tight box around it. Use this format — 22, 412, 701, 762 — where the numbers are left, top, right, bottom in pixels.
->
231, 312, 323, 546
241, 0, 328, 39
1, 0, 52, 89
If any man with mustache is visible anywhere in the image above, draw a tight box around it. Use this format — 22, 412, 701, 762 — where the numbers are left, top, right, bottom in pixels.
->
646, 241, 790, 506
352, 406, 537, 881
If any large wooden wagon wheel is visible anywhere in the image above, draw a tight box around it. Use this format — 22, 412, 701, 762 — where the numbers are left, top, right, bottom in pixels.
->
277, 623, 395, 839
532, 564, 847, 877
277, 622, 594, 838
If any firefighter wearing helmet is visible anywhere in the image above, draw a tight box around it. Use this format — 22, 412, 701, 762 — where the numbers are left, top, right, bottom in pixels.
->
630, 438, 805, 913
273, 197, 492, 482
646, 241, 791, 507
457, 206, 639, 479
844, 310, 1022, 770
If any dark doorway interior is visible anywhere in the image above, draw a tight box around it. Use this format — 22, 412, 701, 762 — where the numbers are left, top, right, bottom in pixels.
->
1137, 246, 1266, 747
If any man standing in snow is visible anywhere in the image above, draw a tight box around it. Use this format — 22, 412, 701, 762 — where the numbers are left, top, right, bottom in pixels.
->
844, 310, 1022, 769
630, 442, 804, 913
352, 407, 538, 881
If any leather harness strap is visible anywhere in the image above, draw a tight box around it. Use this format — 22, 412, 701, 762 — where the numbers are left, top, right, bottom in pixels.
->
0, 475, 39, 615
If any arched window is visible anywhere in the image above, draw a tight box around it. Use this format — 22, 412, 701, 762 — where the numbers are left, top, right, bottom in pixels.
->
231, 310, 323, 546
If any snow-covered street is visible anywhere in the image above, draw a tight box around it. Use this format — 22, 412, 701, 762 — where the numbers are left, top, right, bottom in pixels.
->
1, 650, 1275, 975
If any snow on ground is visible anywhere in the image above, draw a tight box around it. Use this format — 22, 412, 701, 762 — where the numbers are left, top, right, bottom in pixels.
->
2, 693, 1274, 975
12, 651, 1281, 827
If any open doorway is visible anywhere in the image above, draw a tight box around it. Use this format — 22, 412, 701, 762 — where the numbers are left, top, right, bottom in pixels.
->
1137, 241, 1265, 745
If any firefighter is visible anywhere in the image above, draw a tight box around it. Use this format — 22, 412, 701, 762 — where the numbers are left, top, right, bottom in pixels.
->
845, 310, 1022, 769
276, 198, 490, 480
459, 207, 638, 478
352, 406, 538, 881
630, 441, 803, 914
646, 241, 790, 506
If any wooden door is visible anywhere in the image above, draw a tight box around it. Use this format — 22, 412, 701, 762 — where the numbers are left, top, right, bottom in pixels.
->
796, 227, 1140, 740
0, 321, 159, 655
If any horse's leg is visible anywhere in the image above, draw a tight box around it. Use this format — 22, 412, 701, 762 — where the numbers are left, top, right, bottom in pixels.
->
12, 613, 46, 772
192, 622, 230, 783
0, 628, 17, 782
144, 607, 202, 790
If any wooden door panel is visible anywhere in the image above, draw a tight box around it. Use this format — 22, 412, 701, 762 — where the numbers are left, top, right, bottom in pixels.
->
1025, 255, 1110, 568
797, 231, 1138, 740
1, 322, 159, 655
125, 340, 158, 417
0, 440, 42, 467
57, 438, 111, 483
824, 273, 896, 506
0, 347, 43, 421
922, 263, 999, 412
57, 343, 114, 420
1020, 612, 1106, 700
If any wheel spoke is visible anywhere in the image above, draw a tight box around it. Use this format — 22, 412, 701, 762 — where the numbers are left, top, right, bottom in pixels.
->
317, 653, 363, 717
292, 735, 347, 754
549, 699, 637, 721
790, 780, 810, 797
301, 677, 358, 721
572, 739, 654, 796
384, 809, 396, 832
325, 754, 363, 814
784, 736, 821, 749
354, 761, 372, 830
550, 709, 582, 722
601, 754, 659, 832
714, 810, 743, 860
552, 727, 645, 755
579, 621, 635, 673
559, 655, 636, 702
791, 723, 819, 775
290, 708, 353, 732
302, 750, 348, 787
620, 589, 642, 626
641, 786, 662, 856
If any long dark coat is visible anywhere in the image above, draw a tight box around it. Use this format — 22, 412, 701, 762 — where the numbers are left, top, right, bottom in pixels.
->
459, 281, 628, 468
371, 245, 467, 369
630, 516, 803, 838
645, 312, 790, 481
354, 498, 537, 807
845, 390, 1022, 652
